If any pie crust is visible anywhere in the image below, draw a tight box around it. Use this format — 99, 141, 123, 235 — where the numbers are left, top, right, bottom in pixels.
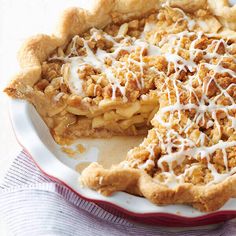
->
4, 0, 236, 212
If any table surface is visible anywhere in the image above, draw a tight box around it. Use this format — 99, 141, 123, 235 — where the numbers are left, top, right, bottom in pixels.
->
0, 0, 235, 234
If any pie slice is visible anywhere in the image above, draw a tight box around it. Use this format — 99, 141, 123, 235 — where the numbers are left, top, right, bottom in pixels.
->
5, 0, 236, 212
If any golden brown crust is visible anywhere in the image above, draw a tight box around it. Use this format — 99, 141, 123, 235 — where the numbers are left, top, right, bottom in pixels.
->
81, 163, 236, 212
169, 0, 208, 13
4, 0, 236, 212
5, 35, 63, 98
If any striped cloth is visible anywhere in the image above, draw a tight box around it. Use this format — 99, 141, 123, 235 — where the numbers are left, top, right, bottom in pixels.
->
0, 151, 236, 236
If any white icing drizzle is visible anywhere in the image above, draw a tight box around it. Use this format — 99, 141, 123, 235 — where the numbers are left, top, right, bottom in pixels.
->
68, 59, 86, 96
49, 6, 236, 188
149, 29, 236, 187
53, 92, 64, 102
130, 10, 235, 187
138, 159, 155, 170
52, 28, 163, 100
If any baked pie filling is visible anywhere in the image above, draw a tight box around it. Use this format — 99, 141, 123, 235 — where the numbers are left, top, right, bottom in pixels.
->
36, 20, 162, 142
5, 1, 236, 211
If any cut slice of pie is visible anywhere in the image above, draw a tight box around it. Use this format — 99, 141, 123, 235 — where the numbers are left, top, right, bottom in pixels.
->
5, 0, 236, 212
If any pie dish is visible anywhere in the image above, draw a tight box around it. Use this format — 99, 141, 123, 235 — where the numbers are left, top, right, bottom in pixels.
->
4, 0, 236, 212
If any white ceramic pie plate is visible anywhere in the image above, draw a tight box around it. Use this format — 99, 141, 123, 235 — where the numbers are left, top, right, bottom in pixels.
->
9, 98, 236, 225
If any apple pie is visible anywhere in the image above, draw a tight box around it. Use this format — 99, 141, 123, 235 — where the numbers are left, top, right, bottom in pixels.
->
5, 0, 236, 212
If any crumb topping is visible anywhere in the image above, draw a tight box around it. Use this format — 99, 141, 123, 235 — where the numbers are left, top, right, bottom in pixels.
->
37, 5, 236, 187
